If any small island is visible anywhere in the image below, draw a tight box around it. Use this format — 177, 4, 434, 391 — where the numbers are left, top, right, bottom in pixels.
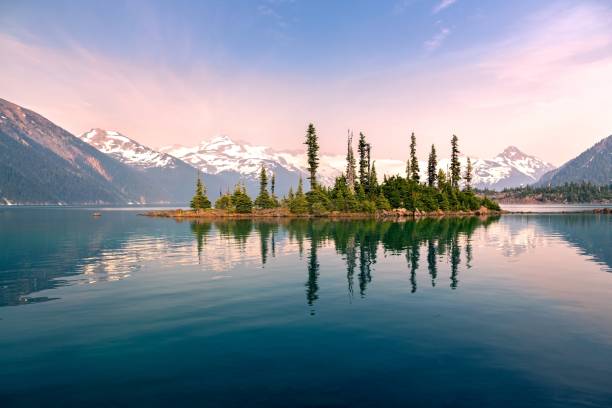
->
147, 125, 502, 219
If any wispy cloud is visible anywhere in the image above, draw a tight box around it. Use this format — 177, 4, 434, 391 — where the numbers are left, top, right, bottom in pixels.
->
433, 0, 457, 14
424, 27, 451, 50
1, 3, 611, 164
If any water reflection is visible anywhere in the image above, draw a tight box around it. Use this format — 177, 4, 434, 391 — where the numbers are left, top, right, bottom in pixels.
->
1, 209, 610, 309
189, 216, 501, 309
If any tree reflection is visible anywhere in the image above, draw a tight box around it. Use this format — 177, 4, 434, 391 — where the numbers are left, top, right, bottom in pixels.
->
190, 216, 500, 311
190, 221, 212, 262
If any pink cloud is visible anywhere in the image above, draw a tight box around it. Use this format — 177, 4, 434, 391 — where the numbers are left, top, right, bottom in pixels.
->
0, 3, 611, 165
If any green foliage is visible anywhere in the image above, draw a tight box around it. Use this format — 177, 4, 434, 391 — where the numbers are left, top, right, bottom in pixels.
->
254, 165, 276, 209
358, 132, 369, 190
190, 177, 211, 210
488, 182, 611, 204
369, 162, 379, 196
464, 157, 473, 191
304, 123, 319, 190
307, 187, 331, 215
330, 175, 359, 211
186, 122, 502, 216
346, 131, 357, 190
427, 144, 437, 187
231, 185, 253, 213
288, 178, 309, 214
360, 199, 377, 213
437, 168, 447, 189
450, 134, 461, 189
215, 193, 233, 210
378, 173, 499, 213
481, 196, 501, 211
375, 192, 391, 210
410, 132, 420, 182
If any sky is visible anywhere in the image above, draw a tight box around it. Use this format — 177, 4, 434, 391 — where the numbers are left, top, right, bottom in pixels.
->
1, 0, 611, 165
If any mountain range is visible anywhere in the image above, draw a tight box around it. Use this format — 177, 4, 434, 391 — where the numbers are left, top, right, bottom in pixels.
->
160, 137, 555, 192
0, 98, 162, 204
536, 135, 611, 187
77, 128, 225, 203
1, 97, 609, 205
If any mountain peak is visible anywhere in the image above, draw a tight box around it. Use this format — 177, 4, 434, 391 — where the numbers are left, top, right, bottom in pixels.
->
210, 135, 233, 143
81, 128, 132, 144
203, 134, 237, 148
78, 128, 176, 168
499, 146, 527, 159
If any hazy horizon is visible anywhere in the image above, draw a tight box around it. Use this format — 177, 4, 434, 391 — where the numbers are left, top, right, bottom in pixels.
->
1, 0, 611, 165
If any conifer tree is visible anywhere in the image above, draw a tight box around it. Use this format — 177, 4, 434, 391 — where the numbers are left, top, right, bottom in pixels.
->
366, 143, 372, 180
410, 132, 420, 182
427, 144, 437, 187
464, 157, 473, 191
215, 192, 233, 210
270, 172, 279, 207
259, 164, 267, 195
255, 165, 274, 209
369, 161, 379, 195
346, 130, 357, 192
405, 157, 411, 180
190, 175, 211, 210
450, 134, 461, 189
357, 132, 368, 189
289, 177, 309, 214
437, 168, 447, 189
304, 123, 319, 190
231, 184, 253, 213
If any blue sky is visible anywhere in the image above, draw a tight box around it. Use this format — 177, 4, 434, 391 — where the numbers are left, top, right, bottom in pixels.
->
1, 0, 611, 163
1, 0, 533, 74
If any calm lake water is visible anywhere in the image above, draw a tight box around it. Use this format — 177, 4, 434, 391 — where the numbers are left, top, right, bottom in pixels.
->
1, 208, 611, 407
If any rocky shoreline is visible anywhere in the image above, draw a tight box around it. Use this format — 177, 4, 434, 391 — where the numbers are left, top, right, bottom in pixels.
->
143, 206, 612, 219
143, 206, 503, 219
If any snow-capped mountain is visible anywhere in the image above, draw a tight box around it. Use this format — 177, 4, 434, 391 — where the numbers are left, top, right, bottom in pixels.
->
79, 129, 179, 168
78, 128, 227, 202
161, 135, 412, 189
161, 135, 307, 178
468, 146, 555, 190
161, 136, 554, 192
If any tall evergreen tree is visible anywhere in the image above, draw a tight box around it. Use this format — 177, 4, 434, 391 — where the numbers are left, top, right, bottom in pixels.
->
304, 123, 319, 190
190, 175, 211, 210
357, 132, 369, 189
437, 168, 447, 189
366, 143, 372, 181
427, 144, 437, 187
410, 132, 420, 182
271, 172, 276, 195
231, 183, 253, 213
346, 130, 356, 192
289, 177, 309, 214
464, 157, 473, 191
369, 161, 379, 195
255, 165, 274, 208
450, 134, 461, 189
259, 164, 268, 195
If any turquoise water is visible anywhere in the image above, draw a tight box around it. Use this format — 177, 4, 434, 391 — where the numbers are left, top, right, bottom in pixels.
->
0, 208, 611, 407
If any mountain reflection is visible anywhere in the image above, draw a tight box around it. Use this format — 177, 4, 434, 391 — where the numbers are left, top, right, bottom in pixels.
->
2, 210, 609, 309
190, 216, 501, 310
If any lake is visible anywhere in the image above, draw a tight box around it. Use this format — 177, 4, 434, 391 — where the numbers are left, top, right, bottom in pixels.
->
1, 208, 611, 407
